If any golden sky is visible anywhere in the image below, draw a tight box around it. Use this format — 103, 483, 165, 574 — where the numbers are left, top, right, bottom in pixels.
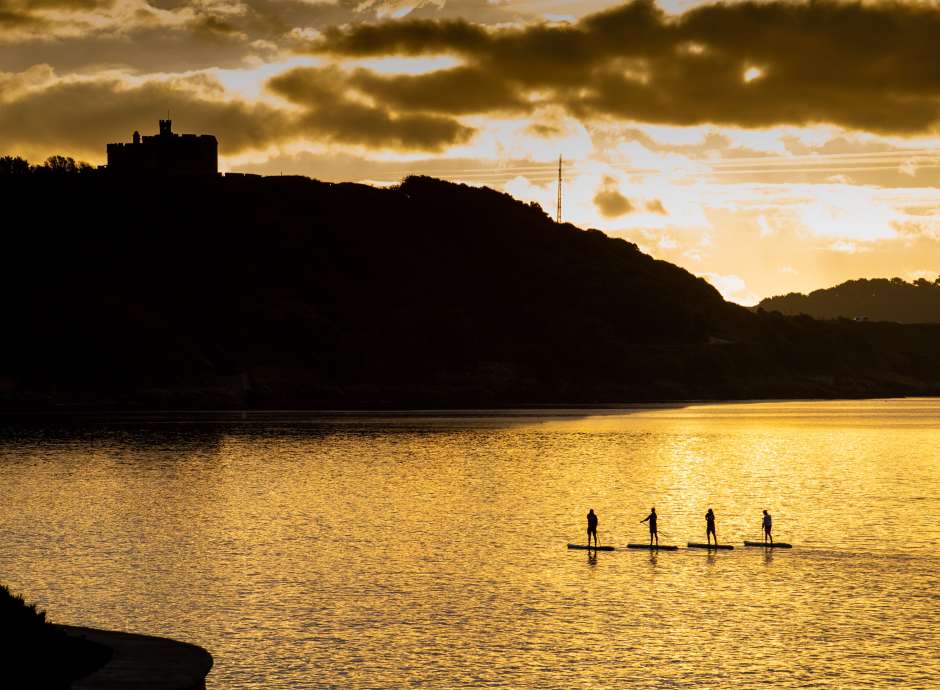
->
3, 0, 940, 304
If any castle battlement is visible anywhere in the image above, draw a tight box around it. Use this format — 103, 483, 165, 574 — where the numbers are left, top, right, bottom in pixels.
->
106, 120, 218, 175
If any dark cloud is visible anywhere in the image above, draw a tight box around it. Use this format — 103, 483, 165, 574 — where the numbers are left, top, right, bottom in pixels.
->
0, 29, 262, 74
0, 0, 112, 9
349, 66, 530, 115
0, 0, 106, 34
319, 17, 490, 56
268, 66, 474, 150
0, 9, 39, 28
0, 0, 320, 71
0, 63, 474, 161
526, 123, 563, 137
0, 0, 525, 73
0, 76, 293, 159
594, 176, 634, 217
312, 0, 940, 134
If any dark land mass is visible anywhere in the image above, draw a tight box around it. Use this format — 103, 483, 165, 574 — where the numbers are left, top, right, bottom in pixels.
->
0, 584, 111, 688
3, 171, 940, 409
758, 277, 940, 324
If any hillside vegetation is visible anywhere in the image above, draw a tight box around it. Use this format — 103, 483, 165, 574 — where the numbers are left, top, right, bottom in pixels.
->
759, 277, 940, 324
2, 170, 940, 407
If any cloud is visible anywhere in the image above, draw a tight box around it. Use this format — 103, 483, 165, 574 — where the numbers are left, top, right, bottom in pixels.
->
0, 0, 351, 71
0, 72, 294, 160
355, 0, 444, 20
906, 269, 939, 282
828, 240, 871, 254
0, 0, 527, 73
593, 175, 634, 217
0, 63, 56, 101
0, 6, 47, 32
525, 122, 562, 137
348, 65, 531, 115
757, 214, 774, 237
700, 271, 757, 305
657, 234, 677, 250
0, 60, 477, 161
311, 0, 940, 134
0, 0, 113, 10
268, 65, 474, 149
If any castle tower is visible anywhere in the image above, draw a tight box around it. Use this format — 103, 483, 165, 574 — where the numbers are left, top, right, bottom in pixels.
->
106, 120, 217, 175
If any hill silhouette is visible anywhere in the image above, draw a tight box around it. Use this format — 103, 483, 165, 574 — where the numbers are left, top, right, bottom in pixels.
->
2, 166, 940, 407
759, 277, 940, 324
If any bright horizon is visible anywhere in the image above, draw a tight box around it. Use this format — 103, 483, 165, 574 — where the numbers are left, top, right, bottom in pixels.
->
3, 0, 940, 304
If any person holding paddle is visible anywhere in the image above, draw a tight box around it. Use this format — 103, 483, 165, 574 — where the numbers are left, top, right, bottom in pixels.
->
705, 508, 718, 546
762, 509, 773, 545
640, 507, 658, 546
587, 509, 599, 548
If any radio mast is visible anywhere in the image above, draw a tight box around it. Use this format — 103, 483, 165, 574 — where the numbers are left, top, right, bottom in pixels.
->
556, 155, 562, 223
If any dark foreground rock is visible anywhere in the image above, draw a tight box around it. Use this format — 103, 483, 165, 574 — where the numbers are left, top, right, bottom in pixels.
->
59, 626, 212, 690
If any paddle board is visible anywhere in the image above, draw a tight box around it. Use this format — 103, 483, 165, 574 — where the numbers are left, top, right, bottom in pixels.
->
626, 543, 678, 551
567, 543, 615, 551
743, 541, 792, 548
687, 542, 734, 550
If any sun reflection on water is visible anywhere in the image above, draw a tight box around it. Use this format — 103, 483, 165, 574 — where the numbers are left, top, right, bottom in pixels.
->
0, 399, 938, 688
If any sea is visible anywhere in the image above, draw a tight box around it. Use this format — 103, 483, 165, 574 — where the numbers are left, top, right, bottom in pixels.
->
2, 399, 938, 688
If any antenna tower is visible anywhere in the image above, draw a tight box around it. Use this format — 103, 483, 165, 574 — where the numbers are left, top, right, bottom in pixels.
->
556, 155, 562, 223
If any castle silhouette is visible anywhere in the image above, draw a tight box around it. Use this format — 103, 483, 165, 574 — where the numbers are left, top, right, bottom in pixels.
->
106, 120, 217, 175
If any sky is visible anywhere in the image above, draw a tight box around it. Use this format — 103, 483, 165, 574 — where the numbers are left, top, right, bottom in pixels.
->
3, 0, 940, 305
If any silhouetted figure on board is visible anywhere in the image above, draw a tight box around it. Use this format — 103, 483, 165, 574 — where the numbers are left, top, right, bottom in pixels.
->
640, 507, 658, 546
587, 508, 598, 548
706, 508, 717, 546
762, 510, 773, 544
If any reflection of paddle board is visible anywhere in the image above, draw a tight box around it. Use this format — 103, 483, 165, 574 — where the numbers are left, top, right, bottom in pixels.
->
567, 543, 615, 551
743, 541, 792, 548
688, 542, 734, 550
626, 543, 678, 551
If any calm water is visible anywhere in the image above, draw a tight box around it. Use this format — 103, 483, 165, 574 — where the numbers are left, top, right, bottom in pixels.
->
2, 400, 939, 688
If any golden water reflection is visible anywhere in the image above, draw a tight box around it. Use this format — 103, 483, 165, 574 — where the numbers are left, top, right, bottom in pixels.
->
1, 399, 939, 688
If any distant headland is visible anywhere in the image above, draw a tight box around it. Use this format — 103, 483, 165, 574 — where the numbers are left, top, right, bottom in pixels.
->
2, 158, 940, 409
758, 277, 940, 324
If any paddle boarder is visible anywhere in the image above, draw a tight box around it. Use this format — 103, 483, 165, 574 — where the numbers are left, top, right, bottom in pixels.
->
706, 508, 717, 546
762, 509, 773, 545
587, 509, 599, 548
640, 507, 658, 546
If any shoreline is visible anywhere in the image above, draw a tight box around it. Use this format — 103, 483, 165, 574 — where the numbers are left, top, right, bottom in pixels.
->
60, 625, 213, 690
0, 393, 932, 418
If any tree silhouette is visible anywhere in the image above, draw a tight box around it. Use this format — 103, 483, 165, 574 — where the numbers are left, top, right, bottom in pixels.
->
40, 155, 93, 174
0, 156, 30, 176
0, 154, 96, 175
759, 277, 940, 324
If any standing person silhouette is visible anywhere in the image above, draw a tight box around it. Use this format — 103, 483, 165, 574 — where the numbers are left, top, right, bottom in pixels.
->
640, 507, 658, 546
762, 509, 773, 545
705, 508, 718, 546
586, 509, 598, 548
